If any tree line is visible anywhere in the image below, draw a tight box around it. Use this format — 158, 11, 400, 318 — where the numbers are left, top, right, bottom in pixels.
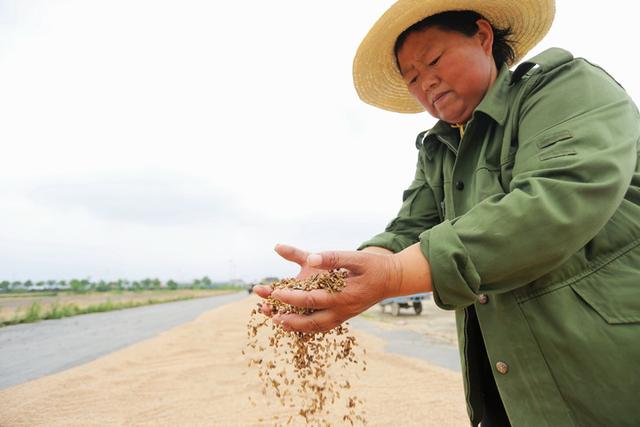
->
0, 276, 245, 293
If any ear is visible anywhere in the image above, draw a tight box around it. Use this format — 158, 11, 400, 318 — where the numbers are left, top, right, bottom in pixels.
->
475, 19, 494, 57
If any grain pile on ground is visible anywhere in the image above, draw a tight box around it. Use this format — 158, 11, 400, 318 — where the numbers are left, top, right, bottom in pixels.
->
0, 295, 467, 426
245, 271, 365, 426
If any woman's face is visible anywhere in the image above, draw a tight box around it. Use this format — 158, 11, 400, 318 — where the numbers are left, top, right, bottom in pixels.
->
396, 19, 497, 124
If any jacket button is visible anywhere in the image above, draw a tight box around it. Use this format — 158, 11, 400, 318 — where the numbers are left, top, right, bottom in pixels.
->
455, 181, 465, 190
496, 361, 509, 375
478, 294, 489, 304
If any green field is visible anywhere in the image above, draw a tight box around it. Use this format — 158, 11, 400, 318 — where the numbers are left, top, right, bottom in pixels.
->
0, 289, 241, 327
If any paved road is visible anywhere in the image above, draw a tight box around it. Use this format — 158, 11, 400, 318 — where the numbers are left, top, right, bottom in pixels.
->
350, 316, 461, 372
0, 292, 246, 389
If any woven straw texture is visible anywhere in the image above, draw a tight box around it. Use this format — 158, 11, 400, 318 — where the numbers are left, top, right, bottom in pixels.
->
353, 0, 555, 113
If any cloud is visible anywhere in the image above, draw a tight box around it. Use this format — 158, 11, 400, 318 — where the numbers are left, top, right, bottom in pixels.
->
28, 171, 236, 226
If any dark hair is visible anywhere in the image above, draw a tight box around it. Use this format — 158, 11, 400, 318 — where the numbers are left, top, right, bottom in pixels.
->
394, 11, 515, 69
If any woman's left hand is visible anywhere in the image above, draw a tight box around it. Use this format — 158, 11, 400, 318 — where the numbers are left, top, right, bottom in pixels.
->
264, 246, 403, 333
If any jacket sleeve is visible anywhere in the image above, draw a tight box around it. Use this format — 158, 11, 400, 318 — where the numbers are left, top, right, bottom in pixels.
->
359, 150, 441, 253
421, 59, 640, 310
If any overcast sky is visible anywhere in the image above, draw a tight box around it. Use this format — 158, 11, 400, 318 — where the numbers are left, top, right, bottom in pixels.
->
0, 0, 638, 283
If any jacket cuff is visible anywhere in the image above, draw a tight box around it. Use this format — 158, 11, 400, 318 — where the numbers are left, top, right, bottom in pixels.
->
419, 221, 481, 310
358, 232, 415, 254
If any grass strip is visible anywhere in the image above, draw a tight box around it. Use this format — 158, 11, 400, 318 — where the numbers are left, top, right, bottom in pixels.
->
0, 292, 59, 299
0, 296, 199, 327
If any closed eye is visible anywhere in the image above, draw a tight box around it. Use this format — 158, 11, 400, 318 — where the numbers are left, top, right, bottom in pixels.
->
404, 73, 418, 85
429, 55, 441, 66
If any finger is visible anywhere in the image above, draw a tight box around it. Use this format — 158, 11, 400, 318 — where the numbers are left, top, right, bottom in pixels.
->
253, 285, 273, 299
307, 250, 365, 273
270, 289, 337, 310
260, 303, 274, 317
274, 244, 309, 266
273, 310, 338, 334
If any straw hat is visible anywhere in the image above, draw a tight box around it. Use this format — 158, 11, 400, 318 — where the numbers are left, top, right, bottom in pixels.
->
353, 0, 555, 113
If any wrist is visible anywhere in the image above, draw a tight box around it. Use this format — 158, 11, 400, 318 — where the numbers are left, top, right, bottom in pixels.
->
392, 243, 432, 296
385, 253, 404, 299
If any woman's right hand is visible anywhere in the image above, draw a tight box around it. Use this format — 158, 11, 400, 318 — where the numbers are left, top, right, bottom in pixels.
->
253, 244, 325, 315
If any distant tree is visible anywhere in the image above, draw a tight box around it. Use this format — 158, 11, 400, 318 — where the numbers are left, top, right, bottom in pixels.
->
201, 276, 213, 288
24, 280, 33, 291
167, 280, 178, 290
70, 279, 86, 293
96, 280, 110, 292
0, 281, 10, 292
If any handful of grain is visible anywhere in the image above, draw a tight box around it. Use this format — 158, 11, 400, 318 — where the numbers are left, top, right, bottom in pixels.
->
245, 270, 366, 426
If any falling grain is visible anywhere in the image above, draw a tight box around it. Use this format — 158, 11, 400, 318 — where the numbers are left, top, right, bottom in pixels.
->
245, 270, 366, 426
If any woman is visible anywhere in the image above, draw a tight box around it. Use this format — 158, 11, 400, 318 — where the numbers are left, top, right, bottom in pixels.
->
256, 0, 640, 425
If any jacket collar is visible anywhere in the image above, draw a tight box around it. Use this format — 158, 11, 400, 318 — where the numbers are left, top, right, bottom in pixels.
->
473, 63, 511, 125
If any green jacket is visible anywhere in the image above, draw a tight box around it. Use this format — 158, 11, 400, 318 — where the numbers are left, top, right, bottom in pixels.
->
360, 48, 640, 426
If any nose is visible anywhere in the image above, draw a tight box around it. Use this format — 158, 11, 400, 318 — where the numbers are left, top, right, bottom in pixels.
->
420, 72, 438, 92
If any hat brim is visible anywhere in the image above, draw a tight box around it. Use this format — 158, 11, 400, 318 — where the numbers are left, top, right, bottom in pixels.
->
353, 0, 555, 113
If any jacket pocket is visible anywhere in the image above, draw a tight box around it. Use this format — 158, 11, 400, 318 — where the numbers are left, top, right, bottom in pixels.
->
539, 149, 577, 161
535, 130, 573, 149
570, 245, 640, 324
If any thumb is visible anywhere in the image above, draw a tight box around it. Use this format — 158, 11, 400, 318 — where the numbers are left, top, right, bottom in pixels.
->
274, 244, 309, 267
307, 250, 364, 273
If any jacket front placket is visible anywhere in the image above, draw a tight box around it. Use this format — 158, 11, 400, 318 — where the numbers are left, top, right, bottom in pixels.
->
444, 123, 487, 425
430, 127, 484, 423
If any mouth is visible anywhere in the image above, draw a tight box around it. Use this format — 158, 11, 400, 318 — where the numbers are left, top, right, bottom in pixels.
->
432, 91, 451, 107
